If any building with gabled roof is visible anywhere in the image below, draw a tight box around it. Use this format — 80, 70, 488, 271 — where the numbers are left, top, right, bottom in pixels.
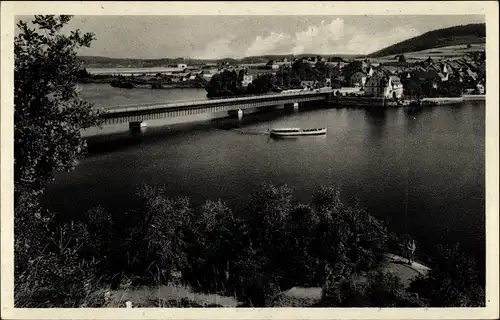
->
364, 74, 403, 99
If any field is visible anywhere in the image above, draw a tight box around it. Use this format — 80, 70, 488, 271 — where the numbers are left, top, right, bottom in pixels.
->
373, 43, 485, 63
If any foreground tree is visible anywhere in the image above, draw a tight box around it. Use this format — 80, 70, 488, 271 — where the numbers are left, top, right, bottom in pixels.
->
14, 15, 102, 307
15, 15, 101, 202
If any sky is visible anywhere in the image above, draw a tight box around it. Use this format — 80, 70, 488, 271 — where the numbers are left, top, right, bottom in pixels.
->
18, 15, 485, 59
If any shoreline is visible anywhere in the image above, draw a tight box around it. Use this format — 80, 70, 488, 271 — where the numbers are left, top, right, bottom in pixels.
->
105, 253, 432, 308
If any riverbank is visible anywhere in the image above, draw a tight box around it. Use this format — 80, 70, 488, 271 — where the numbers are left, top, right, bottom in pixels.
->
104, 253, 432, 308
330, 94, 485, 108
422, 94, 485, 105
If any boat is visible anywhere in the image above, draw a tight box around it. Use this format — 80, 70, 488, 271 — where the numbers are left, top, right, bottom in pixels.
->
269, 127, 327, 137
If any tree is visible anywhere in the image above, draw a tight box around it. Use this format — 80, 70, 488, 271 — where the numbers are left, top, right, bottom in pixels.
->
15, 15, 102, 204
184, 199, 244, 291
342, 61, 363, 85
309, 185, 388, 283
409, 244, 485, 307
398, 54, 407, 63
205, 69, 244, 97
14, 15, 103, 306
126, 185, 193, 283
247, 73, 277, 94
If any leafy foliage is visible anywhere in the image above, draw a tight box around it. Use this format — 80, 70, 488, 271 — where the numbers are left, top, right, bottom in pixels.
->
14, 15, 102, 201
228, 183, 389, 306
319, 271, 426, 307
341, 60, 363, 84
247, 73, 278, 94
205, 69, 245, 97
409, 244, 485, 307
14, 15, 104, 307
15, 217, 105, 308
184, 199, 244, 292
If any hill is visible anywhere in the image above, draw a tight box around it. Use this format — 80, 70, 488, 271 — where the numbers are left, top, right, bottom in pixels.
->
78, 56, 219, 68
78, 53, 363, 68
368, 23, 485, 58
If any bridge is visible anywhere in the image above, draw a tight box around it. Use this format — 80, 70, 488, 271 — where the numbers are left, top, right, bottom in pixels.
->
99, 90, 332, 129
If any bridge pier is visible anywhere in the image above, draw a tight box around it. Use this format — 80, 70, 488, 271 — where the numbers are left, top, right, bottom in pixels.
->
228, 109, 243, 120
129, 121, 147, 134
285, 102, 299, 112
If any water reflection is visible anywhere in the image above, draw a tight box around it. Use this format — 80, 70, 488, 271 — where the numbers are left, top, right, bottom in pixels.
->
404, 105, 423, 117
364, 108, 387, 142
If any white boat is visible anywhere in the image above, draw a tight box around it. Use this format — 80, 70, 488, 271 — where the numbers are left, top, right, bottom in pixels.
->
269, 127, 327, 137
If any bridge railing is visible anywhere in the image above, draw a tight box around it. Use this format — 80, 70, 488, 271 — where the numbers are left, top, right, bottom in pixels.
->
102, 89, 332, 114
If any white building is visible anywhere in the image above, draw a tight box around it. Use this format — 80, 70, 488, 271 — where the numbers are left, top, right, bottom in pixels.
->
476, 82, 485, 94
177, 63, 188, 69
364, 74, 404, 99
301, 80, 316, 89
242, 75, 253, 87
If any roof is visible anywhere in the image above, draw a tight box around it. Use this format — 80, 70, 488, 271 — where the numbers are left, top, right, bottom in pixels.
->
351, 71, 367, 77
411, 70, 441, 81
380, 66, 400, 74
448, 61, 461, 70
329, 57, 345, 62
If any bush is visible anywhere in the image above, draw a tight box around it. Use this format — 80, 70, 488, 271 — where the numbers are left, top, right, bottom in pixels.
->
184, 199, 244, 292
319, 271, 426, 307
15, 221, 105, 308
310, 185, 388, 282
122, 185, 194, 284
226, 183, 389, 306
409, 244, 485, 307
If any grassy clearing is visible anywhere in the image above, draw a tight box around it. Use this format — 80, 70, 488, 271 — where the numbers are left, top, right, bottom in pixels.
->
376, 43, 485, 62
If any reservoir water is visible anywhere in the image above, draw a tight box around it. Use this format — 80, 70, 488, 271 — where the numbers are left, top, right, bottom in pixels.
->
80, 83, 209, 108
44, 94, 486, 266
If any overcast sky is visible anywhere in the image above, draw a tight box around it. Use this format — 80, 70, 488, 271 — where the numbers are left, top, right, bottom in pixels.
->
18, 15, 485, 59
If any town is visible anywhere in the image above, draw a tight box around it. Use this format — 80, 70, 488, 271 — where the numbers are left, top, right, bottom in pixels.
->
78, 48, 486, 102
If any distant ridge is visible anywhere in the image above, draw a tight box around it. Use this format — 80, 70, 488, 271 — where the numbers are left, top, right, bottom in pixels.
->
78, 53, 362, 68
368, 23, 485, 58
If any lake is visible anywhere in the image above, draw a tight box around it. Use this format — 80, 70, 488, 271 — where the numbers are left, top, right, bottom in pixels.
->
43, 100, 486, 266
80, 83, 209, 108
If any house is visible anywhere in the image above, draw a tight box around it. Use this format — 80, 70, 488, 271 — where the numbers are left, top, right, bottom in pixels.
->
349, 71, 367, 88
364, 74, 404, 99
424, 56, 434, 66
366, 66, 376, 77
476, 82, 485, 94
266, 60, 280, 70
327, 57, 348, 69
301, 80, 316, 89
380, 65, 400, 75
242, 75, 253, 87
177, 63, 187, 69
466, 68, 478, 81
438, 72, 449, 82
